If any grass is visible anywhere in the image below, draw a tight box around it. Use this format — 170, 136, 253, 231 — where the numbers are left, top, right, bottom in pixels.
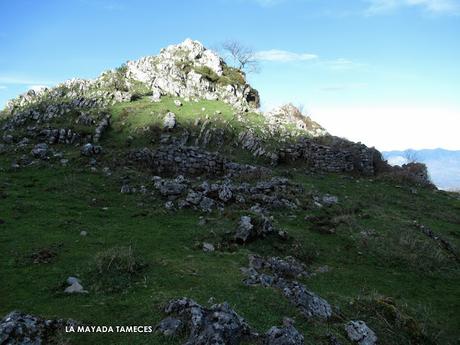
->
0, 152, 459, 344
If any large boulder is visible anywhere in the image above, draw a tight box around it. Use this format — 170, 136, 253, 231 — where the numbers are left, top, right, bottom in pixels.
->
157, 298, 252, 344
0, 311, 75, 345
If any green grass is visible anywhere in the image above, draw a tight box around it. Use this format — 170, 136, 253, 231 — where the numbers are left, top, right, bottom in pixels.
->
0, 152, 459, 344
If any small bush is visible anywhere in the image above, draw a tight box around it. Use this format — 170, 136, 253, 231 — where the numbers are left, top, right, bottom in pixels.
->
194, 66, 219, 82
89, 246, 146, 292
218, 66, 246, 86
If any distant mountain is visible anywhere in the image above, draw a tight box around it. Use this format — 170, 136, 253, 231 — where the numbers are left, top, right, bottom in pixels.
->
383, 149, 460, 190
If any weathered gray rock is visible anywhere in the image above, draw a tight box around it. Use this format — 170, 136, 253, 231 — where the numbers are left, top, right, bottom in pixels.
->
264, 325, 304, 345
235, 216, 254, 242
80, 143, 102, 157
345, 321, 377, 345
159, 298, 252, 345
64, 276, 87, 294
163, 112, 176, 130
174, 99, 182, 107
31, 143, 49, 159
218, 185, 233, 202
155, 317, 183, 336
199, 196, 215, 213
151, 89, 162, 102
202, 242, 215, 252
0, 311, 75, 345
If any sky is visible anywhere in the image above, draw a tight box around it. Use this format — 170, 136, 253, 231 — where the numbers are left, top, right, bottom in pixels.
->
0, 0, 459, 151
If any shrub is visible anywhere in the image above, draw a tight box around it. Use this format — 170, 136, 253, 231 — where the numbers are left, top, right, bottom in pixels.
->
89, 246, 146, 292
194, 66, 219, 82
218, 66, 246, 86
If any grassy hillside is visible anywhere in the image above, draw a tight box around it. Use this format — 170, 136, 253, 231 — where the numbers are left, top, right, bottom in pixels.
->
1, 147, 459, 344
1, 93, 459, 345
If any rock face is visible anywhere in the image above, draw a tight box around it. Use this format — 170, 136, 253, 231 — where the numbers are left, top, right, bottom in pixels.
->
0, 311, 75, 345
125, 39, 260, 111
345, 321, 377, 345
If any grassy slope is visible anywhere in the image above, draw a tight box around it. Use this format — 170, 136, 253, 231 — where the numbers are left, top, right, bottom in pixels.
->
0, 98, 459, 344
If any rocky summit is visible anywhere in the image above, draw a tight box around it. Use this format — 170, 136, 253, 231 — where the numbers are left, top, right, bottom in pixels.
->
0, 39, 458, 345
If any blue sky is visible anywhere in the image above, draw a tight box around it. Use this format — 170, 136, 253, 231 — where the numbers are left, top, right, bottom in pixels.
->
1, 0, 459, 150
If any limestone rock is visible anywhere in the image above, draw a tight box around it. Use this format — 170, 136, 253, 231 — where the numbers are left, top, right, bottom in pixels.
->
264, 325, 304, 345
345, 321, 377, 345
31, 143, 49, 159
163, 112, 176, 130
235, 216, 254, 242
80, 143, 102, 157
0, 311, 76, 345
159, 298, 252, 344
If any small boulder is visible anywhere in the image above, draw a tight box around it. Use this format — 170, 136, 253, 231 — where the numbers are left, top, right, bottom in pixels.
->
64, 277, 87, 294
31, 143, 49, 159
174, 99, 182, 107
202, 242, 215, 252
345, 320, 377, 345
264, 324, 304, 345
235, 216, 254, 243
163, 112, 176, 130
80, 143, 102, 157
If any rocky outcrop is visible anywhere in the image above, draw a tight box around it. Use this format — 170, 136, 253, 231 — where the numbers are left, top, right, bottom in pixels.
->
156, 298, 306, 345
242, 255, 332, 319
156, 298, 253, 344
345, 321, 377, 345
125, 39, 259, 111
264, 104, 327, 137
0, 311, 76, 345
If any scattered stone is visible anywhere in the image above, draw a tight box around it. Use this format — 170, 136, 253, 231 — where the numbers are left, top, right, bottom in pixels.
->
158, 298, 252, 344
151, 89, 161, 102
31, 143, 48, 159
163, 112, 176, 130
199, 196, 215, 213
0, 311, 76, 345
80, 143, 102, 157
64, 276, 87, 294
242, 255, 331, 319
264, 324, 304, 345
235, 216, 254, 243
345, 321, 377, 345
80, 230, 87, 236
155, 317, 183, 336
173, 99, 182, 107
164, 201, 174, 210
218, 184, 233, 202
202, 242, 215, 252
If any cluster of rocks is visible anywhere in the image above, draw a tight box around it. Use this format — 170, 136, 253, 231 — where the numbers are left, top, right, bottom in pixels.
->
125, 38, 260, 111
156, 298, 304, 345
0, 311, 76, 345
263, 103, 327, 137
241, 255, 332, 319
234, 214, 277, 243
145, 175, 302, 213
391, 162, 434, 187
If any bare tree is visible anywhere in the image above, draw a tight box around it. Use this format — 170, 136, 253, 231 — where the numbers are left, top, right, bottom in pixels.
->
221, 40, 260, 74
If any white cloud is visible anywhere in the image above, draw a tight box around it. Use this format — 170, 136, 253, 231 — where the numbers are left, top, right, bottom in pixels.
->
365, 0, 460, 15
255, 49, 318, 62
0, 85, 6, 90
310, 105, 460, 151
